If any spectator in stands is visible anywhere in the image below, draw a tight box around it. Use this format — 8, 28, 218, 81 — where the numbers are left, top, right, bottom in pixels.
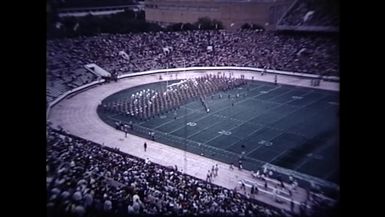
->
47, 128, 303, 217
47, 30, 339, 104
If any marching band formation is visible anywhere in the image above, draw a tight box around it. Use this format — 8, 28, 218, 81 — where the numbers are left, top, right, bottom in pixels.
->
100, 74, 247, 121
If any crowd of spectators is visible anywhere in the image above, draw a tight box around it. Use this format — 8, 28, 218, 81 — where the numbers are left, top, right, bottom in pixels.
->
47, 128, 292, 217
47, 30, 339, 103
278, 0, 339, 27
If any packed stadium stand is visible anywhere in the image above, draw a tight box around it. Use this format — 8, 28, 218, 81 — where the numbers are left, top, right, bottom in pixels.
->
47, 128, 334, 217
47, 0, 339, 216
47, 30, 338, 103
276, 0, 339, 32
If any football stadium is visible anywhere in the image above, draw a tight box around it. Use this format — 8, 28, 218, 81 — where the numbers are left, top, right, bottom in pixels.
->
47, 0, 340, 216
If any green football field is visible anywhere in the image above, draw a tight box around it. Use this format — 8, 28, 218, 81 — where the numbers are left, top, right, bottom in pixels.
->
98, 80, 339, 185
